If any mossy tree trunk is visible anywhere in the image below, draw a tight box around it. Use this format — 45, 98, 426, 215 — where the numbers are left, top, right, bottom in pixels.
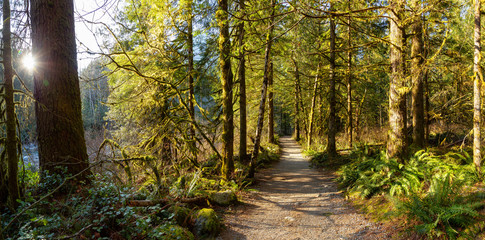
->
217, 0, 234, 179
238, 0, 248, 161
268, 61, 275, 144
31, 0, 90, 181
411, 0, 425, 148
425, 70, 430, 145
473, 0, 482, 175
327, 10, 337, 158
293, 58, 301, 142
346, 0, 353, 148
387, 0, 407, 162
249, 0, 275, 178
187, 0, 197, 159
307, 64, 319, 150
3, 0, 20, 209
423, 20, 430, 145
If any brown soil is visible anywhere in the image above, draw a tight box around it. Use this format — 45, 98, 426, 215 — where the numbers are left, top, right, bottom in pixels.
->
217, 136, 392, 240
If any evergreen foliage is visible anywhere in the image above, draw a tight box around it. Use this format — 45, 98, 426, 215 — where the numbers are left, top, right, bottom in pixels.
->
397, 174, 485, 239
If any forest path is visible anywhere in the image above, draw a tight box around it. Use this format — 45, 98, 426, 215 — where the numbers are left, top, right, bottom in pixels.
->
217, 136, 389, 240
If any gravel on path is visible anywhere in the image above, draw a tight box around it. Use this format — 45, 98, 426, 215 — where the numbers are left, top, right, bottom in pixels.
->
217, 136, 390, 240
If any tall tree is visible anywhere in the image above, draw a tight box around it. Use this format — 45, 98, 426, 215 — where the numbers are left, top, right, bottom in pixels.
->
307, 63, 319, 149
268, 60, 275, 144
249, 0, 276, 178
186, 0, 197, 158
292, 57, 301, 141
217, 0, 234, 179
473, 0, 481, 175
411, 0, 425, 148
3, 0, 20, 208
346, 0, 353, 148
327, 9, 337, 158
238, 0, 248, 161
31, 0, 90, 180
387, 0, 407, 161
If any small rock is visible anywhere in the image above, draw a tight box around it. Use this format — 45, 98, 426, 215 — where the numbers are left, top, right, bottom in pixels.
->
285, 216, 295, 221
194, 208, 221, 238
210, 190, 237, 206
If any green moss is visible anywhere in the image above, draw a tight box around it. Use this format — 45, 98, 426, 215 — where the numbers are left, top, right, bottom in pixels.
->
194, 208, 220, 239
169, 205, 191, 226
209, 190, 236, 206
149, 224, 194, 240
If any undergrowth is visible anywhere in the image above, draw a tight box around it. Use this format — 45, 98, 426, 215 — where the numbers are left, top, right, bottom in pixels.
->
310, 145, 485, 239
1, 172, 197, 240
396, 174, 485, 239
1, 140, 281, 239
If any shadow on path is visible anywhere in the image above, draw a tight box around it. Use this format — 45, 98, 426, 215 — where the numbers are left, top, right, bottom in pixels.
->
217, 136, 388, 240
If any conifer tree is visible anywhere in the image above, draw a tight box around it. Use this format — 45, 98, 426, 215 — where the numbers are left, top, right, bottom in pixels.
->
217, 0, 234, 179
387, 0, 407, 162
31, 0, 90, 180
3, 0, 20, 208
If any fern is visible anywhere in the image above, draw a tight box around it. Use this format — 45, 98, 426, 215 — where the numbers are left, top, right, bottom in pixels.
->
337, 151, 423, 198
396, 174, 484, 239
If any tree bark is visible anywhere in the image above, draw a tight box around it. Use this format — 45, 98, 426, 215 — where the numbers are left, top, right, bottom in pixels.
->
327, 10, 337, 158
423, 19, 430, 145
249, 0, 275, 178
307, 64, 320, 150
411, 0, 425, 148
3, 0, 20, 209
238, 0, 248, 161
187, 0, 197, 159
268, 61, 275, 144
424, 70, 430, 145
387, 0, 407, 162
473, 0, 482, 175
31, 0, 90, 181
293, 58, 301, 141
217, 0, 234, 179
347, 0, 353, 148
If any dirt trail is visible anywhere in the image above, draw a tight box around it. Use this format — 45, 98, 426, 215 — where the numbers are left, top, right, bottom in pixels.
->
217, 136, 389, 240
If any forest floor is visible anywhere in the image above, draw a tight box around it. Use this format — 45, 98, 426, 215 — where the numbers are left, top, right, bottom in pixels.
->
217, 136, 392, 240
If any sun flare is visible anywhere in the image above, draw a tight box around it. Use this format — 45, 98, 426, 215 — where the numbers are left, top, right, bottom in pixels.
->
22, 54, 35, 71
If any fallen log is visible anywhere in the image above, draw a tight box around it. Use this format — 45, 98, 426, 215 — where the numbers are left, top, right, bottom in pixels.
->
127, 197, 208, 207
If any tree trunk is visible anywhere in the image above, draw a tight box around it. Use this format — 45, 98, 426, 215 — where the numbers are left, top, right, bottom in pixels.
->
238, 0, 248, 161
293, 58, 301, 142
327, 11, 337, 158
387, 0, 407, 162
425, 70, 430, 144
424, 19, 430, 145
187, 0, 197, 159
3, 0, 20, 209
31, 0, 90, 181
473, 0, 482, 175
249, 0, 275, 178
217, 0, 234, 179
268, 61, 275, 144
307, 64, 320, 150
347, 0, 353, 148
411, 0, 425, 148
355, 89, 367, 141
